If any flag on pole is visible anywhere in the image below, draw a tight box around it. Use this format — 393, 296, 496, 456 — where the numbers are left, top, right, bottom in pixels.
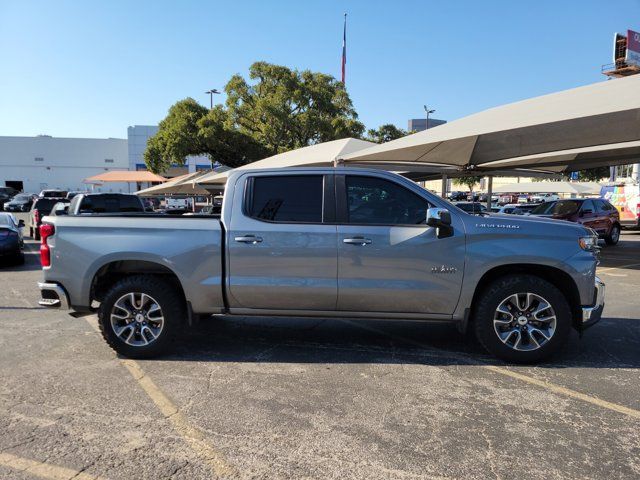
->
341, 14, 347, 84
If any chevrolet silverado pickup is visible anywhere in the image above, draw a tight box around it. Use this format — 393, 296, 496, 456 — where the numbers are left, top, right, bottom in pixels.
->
37, 168, 605, 363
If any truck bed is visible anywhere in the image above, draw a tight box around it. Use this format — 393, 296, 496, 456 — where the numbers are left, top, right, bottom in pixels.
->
42, 214, 225, 313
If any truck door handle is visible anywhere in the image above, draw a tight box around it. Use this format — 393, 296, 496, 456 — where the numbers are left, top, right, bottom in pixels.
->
343, 237, 372, 246
235, 235, 263, 244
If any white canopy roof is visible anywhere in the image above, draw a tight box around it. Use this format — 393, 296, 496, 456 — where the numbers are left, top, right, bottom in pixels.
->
197, 137, 376, 186
492, 181, 602, 194
135, 170, 212, 196
340, 75, 640, 173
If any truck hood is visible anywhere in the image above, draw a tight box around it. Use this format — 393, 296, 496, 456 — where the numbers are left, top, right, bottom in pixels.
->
463, 211, 589, 236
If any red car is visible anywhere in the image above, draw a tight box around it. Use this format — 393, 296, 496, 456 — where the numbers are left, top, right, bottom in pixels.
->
529, 198, 621, 245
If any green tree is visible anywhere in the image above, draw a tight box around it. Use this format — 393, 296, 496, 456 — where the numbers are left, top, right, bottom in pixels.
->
145, 61, 366, 172
224, 61, 364, 155
366, 124, 409, 143
453, 176, 483, 192
144, 99, 268, 172
574, 166, 610, 182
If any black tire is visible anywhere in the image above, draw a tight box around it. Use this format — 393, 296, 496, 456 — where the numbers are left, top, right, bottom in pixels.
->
14, 252, 25, 265
473, 274, 572, 363
98, 275, 185, 358
34, 227, 40, 241
604, 224, 620, 246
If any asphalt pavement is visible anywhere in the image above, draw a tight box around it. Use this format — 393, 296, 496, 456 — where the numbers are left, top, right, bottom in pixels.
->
0, 216, 639, 479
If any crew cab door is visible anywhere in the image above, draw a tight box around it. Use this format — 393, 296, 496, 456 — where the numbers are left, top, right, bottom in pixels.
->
335, 174, 465, 315
226, 173, 337, 311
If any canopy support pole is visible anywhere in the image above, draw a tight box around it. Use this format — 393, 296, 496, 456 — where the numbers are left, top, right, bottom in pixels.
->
441, 173, 448, 199
486, 176, 493, 210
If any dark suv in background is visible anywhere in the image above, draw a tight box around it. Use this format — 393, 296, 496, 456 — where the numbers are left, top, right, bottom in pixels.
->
529, 198, 621, 245
3, 193, 35, 212
29, 198, 70, 240
0, 187, 19, 210
67, 193, 145, 215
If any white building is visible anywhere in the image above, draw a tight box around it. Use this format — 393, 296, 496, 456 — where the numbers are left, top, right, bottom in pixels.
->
0, 135, 129, 194
0, 126, 213, 194
127, 125, 212, 176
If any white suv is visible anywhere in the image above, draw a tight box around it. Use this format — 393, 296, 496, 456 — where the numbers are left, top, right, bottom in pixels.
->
531, 193, 560, 203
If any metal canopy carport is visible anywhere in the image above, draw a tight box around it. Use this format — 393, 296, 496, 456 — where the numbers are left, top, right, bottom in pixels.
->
197, 137, 376, 189
135, 170, 212, 196
339, 75, 640, 174
491, 181, 601, 195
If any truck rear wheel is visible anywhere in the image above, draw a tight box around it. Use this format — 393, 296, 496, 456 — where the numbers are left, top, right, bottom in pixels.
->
98, 275, 185, 358
474, 275, 571, 363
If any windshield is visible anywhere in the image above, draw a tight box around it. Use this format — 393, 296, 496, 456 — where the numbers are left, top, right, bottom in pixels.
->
531, 200, 581, 215
13, 194, 30, 201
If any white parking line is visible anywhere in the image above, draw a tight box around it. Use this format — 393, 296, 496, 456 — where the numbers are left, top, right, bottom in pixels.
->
84, 316, 235, 478
338, 319, 640, 421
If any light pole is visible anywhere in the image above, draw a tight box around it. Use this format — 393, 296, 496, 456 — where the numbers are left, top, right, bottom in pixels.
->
205, 89, 221, 109
423, 105, 435, 130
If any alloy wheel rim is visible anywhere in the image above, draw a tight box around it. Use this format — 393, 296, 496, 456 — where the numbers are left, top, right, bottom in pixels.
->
493, 292, 556, 352
110, 292, 164, 347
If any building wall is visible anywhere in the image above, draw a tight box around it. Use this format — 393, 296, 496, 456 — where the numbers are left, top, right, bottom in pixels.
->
0, 135, 129, 193
408, 118, 447, 132
127, 125, 212, 176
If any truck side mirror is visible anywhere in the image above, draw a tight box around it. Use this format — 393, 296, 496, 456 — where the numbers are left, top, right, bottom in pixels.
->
426, 207, 451, 227
18, 219, 25, 227
427, 207, 453, 239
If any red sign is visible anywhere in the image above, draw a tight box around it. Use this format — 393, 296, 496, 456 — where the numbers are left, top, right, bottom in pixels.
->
628, 29, 640, 53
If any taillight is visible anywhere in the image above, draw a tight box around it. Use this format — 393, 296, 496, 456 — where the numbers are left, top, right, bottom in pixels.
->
637, 203, 640, 218
40, 224, 55, 267
34, 209, 40, 223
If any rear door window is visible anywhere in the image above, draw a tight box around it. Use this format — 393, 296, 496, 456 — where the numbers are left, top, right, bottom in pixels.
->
247, 175, 324, 223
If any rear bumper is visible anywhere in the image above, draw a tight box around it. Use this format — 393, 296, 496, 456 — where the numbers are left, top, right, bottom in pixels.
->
580, 276, 605, 329
38, 282, 70, 310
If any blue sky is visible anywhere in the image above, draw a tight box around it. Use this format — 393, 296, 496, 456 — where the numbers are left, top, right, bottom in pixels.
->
1, 0, 638, 139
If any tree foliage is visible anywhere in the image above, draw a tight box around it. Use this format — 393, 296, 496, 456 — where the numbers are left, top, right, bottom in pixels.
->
365, 124, 409, 143
453, 176, 483, 191
145, 61, 365, 172
224, 61, 364, 155
574, 167, 610, 182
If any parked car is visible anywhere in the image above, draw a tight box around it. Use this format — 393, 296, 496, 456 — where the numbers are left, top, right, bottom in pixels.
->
0, 186, 19, 210
490, 204, 519, 215
39, 189, 68, 199
466, 192, 480, 202
454, 202, 487, 215
29, 198, 69, 240
0, 212, 25, 264
68, 193, 145, 215
38, 168, 604, 363
529, 198, 621, 245
65, 191, 88, 200
48, 202, 71, 216
166, 197, 193, 211
3, 193, 35, 212
517, 194, 531, 204
512, 204, 541, 215
447, 191, 467, 201
498, 193, 519, 205
531, 193, 560, 203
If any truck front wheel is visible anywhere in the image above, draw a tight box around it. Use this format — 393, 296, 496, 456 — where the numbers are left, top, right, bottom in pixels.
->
474, 275, 571, 363
98, 275, 184, 358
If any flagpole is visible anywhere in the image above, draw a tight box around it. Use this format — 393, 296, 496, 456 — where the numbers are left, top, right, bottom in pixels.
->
341, 13, 347, 84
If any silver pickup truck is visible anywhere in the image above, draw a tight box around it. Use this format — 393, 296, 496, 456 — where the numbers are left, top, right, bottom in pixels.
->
37, 168, 604, 363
